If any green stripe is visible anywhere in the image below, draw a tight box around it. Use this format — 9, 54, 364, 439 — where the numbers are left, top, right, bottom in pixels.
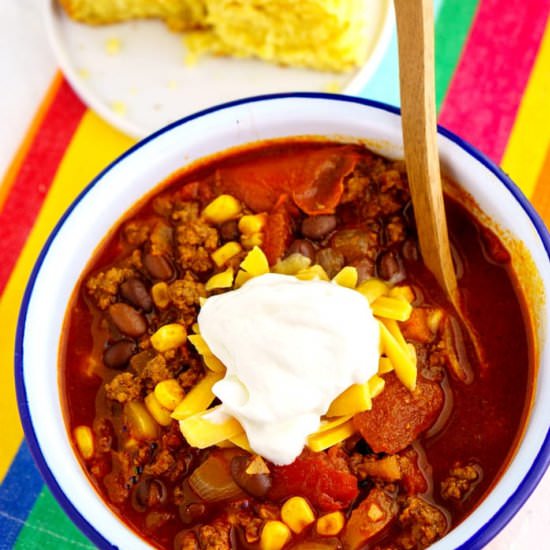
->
14, 487, 95, 549
435, 0, 480, 111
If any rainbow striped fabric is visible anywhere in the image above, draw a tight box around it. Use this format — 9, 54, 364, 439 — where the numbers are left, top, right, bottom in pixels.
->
1, 0, 549, 547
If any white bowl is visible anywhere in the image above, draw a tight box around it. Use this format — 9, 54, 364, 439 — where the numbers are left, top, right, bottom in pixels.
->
15, 94, 550, 549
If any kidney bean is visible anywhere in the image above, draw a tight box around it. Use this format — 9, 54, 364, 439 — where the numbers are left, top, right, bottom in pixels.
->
143, 252, 174, 280
286, 239, 316, 261
179, 502, 207, 525
377, 250, 405, 282
103, 339, 136, 369
121, 277, 153, 312
316, 248, 345, 278
231, 456, 272, 498
301, 214, 337, 240
132, 478, 167, 512
219, 219, 240, 242
108, 303, 147, 337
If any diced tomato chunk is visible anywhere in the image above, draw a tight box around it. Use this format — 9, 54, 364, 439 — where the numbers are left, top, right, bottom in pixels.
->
269, 449, 359, 511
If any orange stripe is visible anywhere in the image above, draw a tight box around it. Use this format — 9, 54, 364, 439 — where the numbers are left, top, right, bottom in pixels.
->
0, 73, 63, 211
531, 146, 550, 223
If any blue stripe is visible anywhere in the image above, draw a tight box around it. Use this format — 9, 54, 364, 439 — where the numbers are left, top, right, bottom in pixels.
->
0, 440, 44, 547
360, 0, 445, 105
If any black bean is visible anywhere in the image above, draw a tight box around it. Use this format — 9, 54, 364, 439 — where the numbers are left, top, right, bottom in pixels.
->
219, 219, 240, 242
179, 502, 207, 525
121, 277, 153, 312
377, 250, 405, 281
230, 456, 272, 498
131, 478, 167, 512
301, 214, 337, 240
352, 258, 375, 283
402, 239, 419, 261
143, 252, 174, 280
316, 248, 345, 278
103, 340, 136, 369
286, 239, 316, 261
108, 303, 147, 337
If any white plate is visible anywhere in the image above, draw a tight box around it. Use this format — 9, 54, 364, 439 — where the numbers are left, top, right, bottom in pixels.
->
44, 0, 393, 138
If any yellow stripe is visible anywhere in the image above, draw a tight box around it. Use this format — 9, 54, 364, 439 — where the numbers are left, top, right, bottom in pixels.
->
501, 18, 550, 198
0, 110, 134, 482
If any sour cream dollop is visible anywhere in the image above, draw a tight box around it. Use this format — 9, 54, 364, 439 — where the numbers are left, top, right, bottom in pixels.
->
198, 273, 379, 465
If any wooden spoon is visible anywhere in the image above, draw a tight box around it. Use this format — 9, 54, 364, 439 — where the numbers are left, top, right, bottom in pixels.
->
394, 0, 458, 305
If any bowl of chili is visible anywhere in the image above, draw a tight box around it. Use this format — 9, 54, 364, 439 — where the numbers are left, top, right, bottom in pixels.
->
15, 93, 550, 550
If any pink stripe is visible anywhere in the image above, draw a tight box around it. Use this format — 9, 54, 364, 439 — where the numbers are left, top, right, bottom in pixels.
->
439, 0, 550, 162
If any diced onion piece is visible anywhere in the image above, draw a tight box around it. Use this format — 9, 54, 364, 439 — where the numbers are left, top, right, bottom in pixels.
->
240, 246, 269, 276
239, 213, 267, 235
368, 374, 386, 398
171, 371, 224, 420
378, 356, 394, 374
273, 253, 311, 275
326, 383, 371, 417
145, 392, 172, 426
378, 322, 417, 391
317, 511, 345, 536
179, 406, 244, 447
211, 242, 242, 267
356, 278, 388, 304
74, 425, 94, 460
261, 521, 292, 550
205, 267, 234, 291
371, 296, 413, 322
154, 379, 184, 411
202, 194, 241, 224
281, 496, 316, 534
124, 401, 159, 441
189, 452, 244, 502
332, 266, 358, 288
307, 419, 355, 452
295, 264, 329, 281
150, 323, 186, 352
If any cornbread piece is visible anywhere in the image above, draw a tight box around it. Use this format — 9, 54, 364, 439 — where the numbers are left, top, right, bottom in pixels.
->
59, 0, 206, 30
186, 0, 373, 72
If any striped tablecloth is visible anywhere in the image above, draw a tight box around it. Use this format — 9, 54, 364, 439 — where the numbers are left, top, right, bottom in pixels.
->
1, 0, 550, 548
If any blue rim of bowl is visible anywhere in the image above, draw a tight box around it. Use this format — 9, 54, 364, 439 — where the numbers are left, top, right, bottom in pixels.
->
14, 92, 550, 550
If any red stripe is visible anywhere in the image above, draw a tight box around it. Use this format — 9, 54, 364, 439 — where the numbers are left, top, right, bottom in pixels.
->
0, 79, 85, 294
439, 0, 550, 162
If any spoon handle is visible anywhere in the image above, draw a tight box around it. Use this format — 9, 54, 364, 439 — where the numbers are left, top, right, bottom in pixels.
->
394, 0, 458, 302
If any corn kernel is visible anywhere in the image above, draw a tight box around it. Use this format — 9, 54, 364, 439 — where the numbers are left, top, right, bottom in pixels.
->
260, 520, 292, 550
151, 282, 170, 308
316, 511, 345, 536
389, 284, 415, 303
145, 392, 172, 426
332, 266, 358, 288
273, 253, 311, 275
281, 496, 315, 534
151, 323, 187, 352
202, 194, 241, 224
211, 241, 242, 267
234, 269, 253, 287
241, 232, 263, 249
295, 264, 329, 281
154, 379, 184, 410
125, 401, 159, 440
239, 213, 267, 235
205, 267, 234, 291
357, 278, 388, 304
74, 425, 94, 460
240, 246, 269, 276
